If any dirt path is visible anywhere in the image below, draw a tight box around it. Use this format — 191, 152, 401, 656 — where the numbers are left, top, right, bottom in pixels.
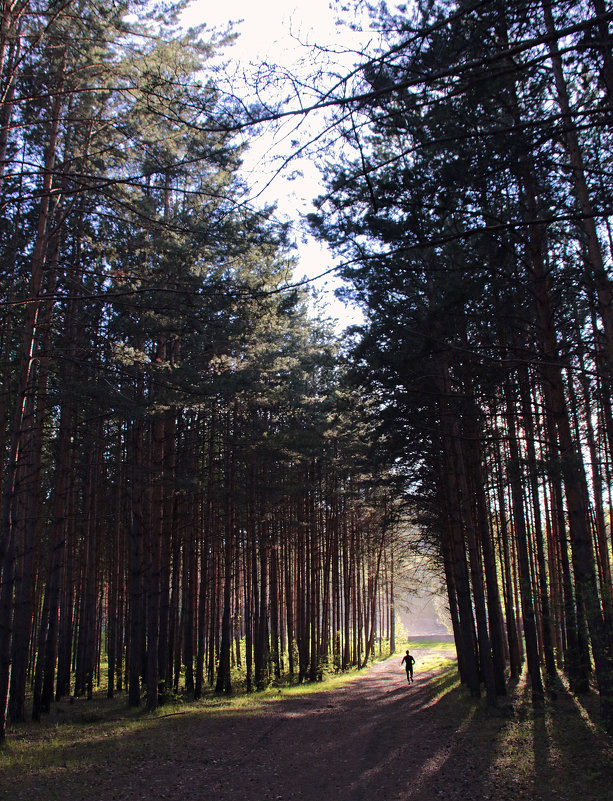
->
39, 650, 476, 801
9, 650, 613, 801
186, 651, 451, 801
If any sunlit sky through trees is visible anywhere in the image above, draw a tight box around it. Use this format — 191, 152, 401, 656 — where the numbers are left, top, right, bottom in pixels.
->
181, 0, 369, 332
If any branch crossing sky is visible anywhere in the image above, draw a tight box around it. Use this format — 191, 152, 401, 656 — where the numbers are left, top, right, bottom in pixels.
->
182, 0, 369, 331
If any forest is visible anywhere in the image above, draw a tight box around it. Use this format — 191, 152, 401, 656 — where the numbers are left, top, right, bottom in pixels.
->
1, 0, 613, 764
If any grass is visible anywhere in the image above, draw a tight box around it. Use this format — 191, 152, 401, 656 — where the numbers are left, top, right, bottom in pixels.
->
420, 666, 613, 801
2, 653, 413, 801
397, 635, 458, 684
0, 640, 455, 781
489, 677, 613, 799
405, 634, 456, 650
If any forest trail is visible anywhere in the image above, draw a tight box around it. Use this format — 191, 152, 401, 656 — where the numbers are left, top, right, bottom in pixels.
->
120, 649, 465, 801
9, 647, 612, 801
12, 648, 485, 801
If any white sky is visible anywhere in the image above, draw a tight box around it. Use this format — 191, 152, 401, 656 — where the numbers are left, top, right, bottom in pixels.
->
181, 0, 369, 332
182, 0, 345, 58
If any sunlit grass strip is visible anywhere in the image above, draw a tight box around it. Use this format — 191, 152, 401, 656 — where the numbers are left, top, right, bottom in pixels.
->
420, 661, 461, 708
405, 637, 456, 651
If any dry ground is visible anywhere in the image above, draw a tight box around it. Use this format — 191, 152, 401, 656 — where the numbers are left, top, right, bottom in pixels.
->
2, 649, 612, 801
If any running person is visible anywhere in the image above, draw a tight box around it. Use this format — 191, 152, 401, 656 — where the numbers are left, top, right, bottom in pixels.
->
401, 649, 415, 683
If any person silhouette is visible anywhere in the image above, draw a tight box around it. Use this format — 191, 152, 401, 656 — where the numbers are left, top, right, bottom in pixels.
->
401, 649, 415, 683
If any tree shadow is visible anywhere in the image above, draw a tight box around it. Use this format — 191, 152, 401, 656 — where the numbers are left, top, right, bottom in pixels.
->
7, 661, 611, 801
531, 680, 613, 800
1, 663, 483, 801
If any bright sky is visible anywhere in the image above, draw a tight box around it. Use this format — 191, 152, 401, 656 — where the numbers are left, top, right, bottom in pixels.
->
181, 0, 368, 332
181, 0, 352, 65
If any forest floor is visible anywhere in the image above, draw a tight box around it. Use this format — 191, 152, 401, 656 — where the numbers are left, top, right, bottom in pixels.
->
2, 645, 613, 801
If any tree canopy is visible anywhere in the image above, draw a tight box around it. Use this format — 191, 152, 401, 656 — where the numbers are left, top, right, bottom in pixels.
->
1, 0, 613, 745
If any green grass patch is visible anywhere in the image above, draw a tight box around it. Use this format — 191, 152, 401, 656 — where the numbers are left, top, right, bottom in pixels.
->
488, 677, 613, 799
396, 636, 457, 676
423, 661, 461, 702
6, 645, 609, 801
405, 635, 456, 651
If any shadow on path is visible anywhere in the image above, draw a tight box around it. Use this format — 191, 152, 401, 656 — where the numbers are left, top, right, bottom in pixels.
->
5, 651, 613, 801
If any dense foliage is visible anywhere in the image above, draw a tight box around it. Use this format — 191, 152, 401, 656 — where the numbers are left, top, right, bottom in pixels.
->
3, 0, 613, 748
311, 0, 613, 731
0, 0, 405, 739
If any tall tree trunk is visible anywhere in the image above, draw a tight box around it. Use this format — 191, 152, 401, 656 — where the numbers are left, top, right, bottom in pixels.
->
541, 0, 613, 367
128, 416, 144, 708
0, 59, 65, 738
146, 389, 165, 711
215, 410, 235, 695
505, 379, 545, 704
518, 368, 557, 683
